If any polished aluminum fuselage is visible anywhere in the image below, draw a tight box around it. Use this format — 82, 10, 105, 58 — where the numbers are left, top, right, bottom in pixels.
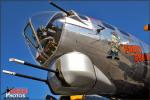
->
23, 11, 149, 98
46, 15, 149, 97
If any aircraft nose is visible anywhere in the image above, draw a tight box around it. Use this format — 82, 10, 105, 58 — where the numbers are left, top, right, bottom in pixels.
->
23, 12, 65, 66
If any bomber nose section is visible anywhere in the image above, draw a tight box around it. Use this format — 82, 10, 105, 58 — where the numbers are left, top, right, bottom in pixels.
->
23, 11, 66, 66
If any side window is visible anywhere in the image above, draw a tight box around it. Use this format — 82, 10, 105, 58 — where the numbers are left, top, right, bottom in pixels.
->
79, 15, 88, 21
119, 29, 129, 37
102, 22, 115, 30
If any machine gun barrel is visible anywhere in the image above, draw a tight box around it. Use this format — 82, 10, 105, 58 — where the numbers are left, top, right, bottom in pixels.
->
49, 1, 70, 16
9, 58, 57, 73
2, 70, 47, 83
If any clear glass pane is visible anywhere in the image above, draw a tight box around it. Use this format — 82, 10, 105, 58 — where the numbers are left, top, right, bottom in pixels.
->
23, 11, 65, 65
24, 23, 38, 48
31, 11, 56, 31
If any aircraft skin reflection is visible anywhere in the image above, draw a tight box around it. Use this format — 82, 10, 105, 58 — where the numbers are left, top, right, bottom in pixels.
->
2, 1, 150, 100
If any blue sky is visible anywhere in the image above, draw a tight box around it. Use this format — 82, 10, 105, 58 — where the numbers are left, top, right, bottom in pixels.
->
1, 0, 149, 99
